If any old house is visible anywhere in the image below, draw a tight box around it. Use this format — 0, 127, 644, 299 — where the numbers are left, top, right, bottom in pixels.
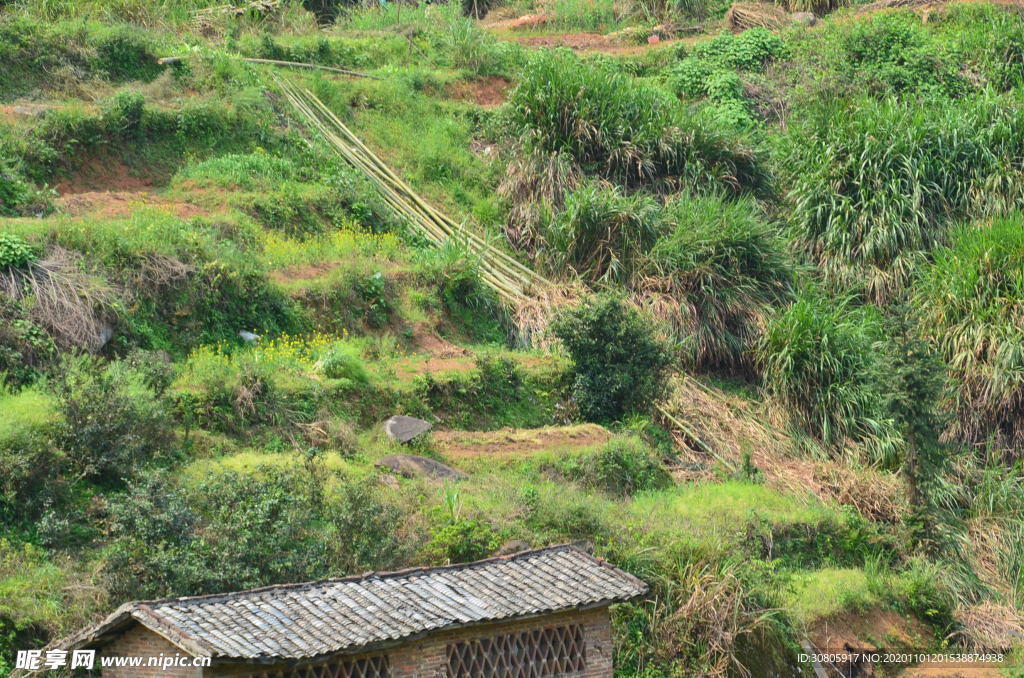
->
58, 544, 647, 678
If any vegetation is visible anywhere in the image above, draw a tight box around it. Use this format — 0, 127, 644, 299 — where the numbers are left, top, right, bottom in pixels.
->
552, 295, 673, 423
2, 1, 1024, 677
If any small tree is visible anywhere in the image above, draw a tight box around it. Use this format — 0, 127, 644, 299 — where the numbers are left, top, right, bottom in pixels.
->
884, 309, 951, 549
552, 295, 672, 423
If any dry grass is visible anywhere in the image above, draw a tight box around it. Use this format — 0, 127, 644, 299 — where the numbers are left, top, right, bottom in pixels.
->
952, 603, 1024, 651
652, 565, 769, 678
498, 147, 581, 256
725, 2, 788, 31
0, 247, 117, 351
658, 376, 908, 522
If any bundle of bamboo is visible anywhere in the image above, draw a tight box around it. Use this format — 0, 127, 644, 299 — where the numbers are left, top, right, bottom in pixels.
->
274, 76, 551, 307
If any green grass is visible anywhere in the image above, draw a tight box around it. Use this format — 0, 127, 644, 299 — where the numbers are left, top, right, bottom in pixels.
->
780, 567, 877, 625
632, 481, 836, 533
0, 389, 60, 445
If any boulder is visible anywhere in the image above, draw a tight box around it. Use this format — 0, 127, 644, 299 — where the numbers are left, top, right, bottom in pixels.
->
790, 11, 817, 25
384, 415, 432, 443
375, 454, 467, 481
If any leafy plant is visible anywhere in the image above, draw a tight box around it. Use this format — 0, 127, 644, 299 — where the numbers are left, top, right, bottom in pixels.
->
0, 233, 37, 269
548, 436, 671, 497
553, 295, 673, 423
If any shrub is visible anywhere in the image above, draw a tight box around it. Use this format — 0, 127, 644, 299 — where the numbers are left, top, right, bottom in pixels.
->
0, 233, 37, 269
913, 217, 1024, 454
330, 480, 410, 572
552, 295, 673, 423
549, 436, 671, 497
425, 517, 500, 564
693, 28, 788, 71
55, 357, 173, 486
643, 194, 793, 372
105, 469, 333, 599
758, 290, 897, 457
317, 343, 371, 384
94, 29, 162, 82
840, 13, 965, 96
0, 160, 47, 217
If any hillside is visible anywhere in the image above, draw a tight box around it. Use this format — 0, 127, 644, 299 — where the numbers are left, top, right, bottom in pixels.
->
2, 0, 1024, 675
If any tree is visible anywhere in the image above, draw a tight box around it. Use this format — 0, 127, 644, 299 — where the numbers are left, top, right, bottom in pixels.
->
552, 295, 673, 423
884, 309, 951, 549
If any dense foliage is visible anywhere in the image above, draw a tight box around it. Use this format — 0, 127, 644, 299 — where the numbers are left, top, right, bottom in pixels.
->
552, 295, 673, 422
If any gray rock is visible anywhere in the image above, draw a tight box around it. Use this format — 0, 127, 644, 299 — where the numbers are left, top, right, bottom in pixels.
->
790, 11, 816, 25
384, 415, 432, 443
375, 454, 467, 481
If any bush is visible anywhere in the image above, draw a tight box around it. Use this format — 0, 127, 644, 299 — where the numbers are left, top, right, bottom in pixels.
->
425, 517, 499, 564
840, 13, 965, 96
55, 356, 173, 485
317, 343, 371, 384
913, 217, 1024, 453
330, 480, 410, 572
105, 469, 334, 599
757, 290, 897, 458
693, 28, 788, 71
94, 29, 162, 82
549, 436, 671, 497
0, 233, 37, 269
552, 295, 673, 423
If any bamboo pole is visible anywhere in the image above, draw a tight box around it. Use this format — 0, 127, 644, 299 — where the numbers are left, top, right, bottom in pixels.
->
271, 75, 551, 306
158, 56, 381, 79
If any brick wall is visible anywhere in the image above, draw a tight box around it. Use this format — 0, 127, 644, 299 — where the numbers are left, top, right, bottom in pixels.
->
206, 606, 614, 678
388, 607, 613, 678
100, 624, 204, 678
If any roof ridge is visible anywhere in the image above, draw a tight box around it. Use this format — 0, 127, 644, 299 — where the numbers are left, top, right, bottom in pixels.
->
141, 543, 586, 609
56, 543, 648, 663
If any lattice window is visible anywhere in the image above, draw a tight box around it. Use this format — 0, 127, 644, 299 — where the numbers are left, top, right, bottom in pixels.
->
447, 624, 586, 678
246, 653, 390, 678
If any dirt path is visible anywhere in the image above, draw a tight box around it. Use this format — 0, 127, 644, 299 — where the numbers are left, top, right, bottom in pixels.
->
56, 190, 205, 219
446, 76, 511, 107
435, 424, 611, 459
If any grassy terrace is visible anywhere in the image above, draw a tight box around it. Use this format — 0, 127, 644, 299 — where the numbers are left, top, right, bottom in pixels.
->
3, 0, 1024, 675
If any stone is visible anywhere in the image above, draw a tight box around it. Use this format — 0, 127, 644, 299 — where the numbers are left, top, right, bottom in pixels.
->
375, 454, 467, 481
790, 11, 816, 25
384, 415, 432, 443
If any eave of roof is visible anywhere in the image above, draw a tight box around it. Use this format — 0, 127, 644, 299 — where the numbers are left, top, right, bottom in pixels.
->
55, 544, 647, 664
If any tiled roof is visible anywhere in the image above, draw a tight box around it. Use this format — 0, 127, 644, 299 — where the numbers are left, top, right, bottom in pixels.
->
61, 544, 646, 662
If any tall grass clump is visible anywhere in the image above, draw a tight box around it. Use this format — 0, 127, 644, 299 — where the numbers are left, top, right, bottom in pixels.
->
776, 94, 1024, 303
757, 290, 897, 461
504, 51, 766, 195
913, 216, 1024, 455
641, 194, 794, 373
536, 182, 662, 285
